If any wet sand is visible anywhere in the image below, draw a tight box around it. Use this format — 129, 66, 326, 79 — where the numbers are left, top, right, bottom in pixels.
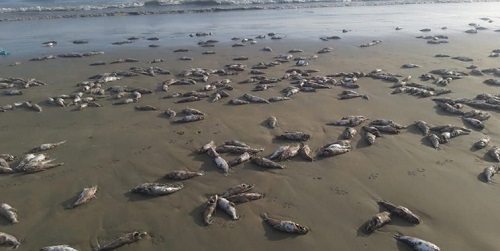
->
2, 8, 500, 251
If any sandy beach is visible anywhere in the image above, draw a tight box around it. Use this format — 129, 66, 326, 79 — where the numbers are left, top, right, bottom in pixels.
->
1, 2, 500, 250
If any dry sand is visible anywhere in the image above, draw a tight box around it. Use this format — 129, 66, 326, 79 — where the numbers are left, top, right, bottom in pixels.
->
1, 22, 500, 251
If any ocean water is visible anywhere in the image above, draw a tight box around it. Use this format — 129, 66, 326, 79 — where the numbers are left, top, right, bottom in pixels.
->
0, 0, 487, 22
0, 1, 499, 59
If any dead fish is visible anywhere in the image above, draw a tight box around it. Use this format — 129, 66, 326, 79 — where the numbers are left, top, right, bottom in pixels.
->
268, 96, 290, 102
269, 145, 290, 160
0, 158, 11, 170
203, 195, 218, 225
488, 146, 500, 162
372, 125, 400, 134
370, 119, 406, 129
365, 211, 391, 233
427, 134, 440, 149
250, 156, 285, 169
220, 183, 255, 197
0, 203, 18, 224
198, 141, 215, 154
414, 120, 430, 135
365, 131, 376, 145
4, 89, 22, 96
135, 105, 157, 111
275, 132, 310, 141
113, 98, 134, 105
175, 96, 201, 104
317, 144, 351, 157
394, 234, 440, 251
218, 197, 239, 220
483, 165, 500, 183
214, 156, 229, 175
40, 245, 79, 251
450, 129, 470, 138
0, 154, 17, 162
216, 145, 264, 154
228, 99, 250, 105
164, 108, 176, 118
0, 232, 20, 249
224, 140, 250, 148
277, 144, 300, 161
228, 152, 251, 167
94, 231, 148, 251
225, 192, 264, 203
71, 185, 98, 208
30, 140, 66, 153
243, 93, 270, 104
299, 144, 314, 161
164, 170, 203, 180
362, 126, 382, 137
341, 127, 357, 139
378, 201, 421, 224
130, 183, 183, 196
474, 137, 491, 149
462, 117, 484, 129
268, 116, 278, 129
430, 124, 471, 133
182, 107, 206, 116
261, 213, 309, 234
172, 115, 204, 123
22, 159, 63, 174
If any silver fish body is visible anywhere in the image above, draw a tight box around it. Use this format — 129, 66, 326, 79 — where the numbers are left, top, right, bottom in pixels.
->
268, 116, 278, 129
203, 195, 218, 225
95, 231, 147, 251
299, 144, 314, 161
394, 235, 440, 251
414, 120, 430, 135
130, 183, 183, 196
275, 132, 310, 141
225, 192, 263, 203
71, 185, 98, 208
378, 201, 421, 224
214, 156, 230, 175
30, 141, 66, 153
250, 156, 285, 169
365, 211, 391, 233
488, 146, 500, 162
0, 203, 18, 224
217, 197, 239, 220
172, 115, 204, 123
220, 183, 255, 197
427, 134, 440, 149
164, 170, 203, 180
228, 152, 251, 167
341, 127, 357, 139
474, 137, 491, 149
261, 213, 309, 234
0, 232, 20, 249
483, 165, 500, 183
40, 245, 79, 251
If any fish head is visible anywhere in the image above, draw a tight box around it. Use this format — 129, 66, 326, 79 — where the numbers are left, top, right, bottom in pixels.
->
296, 225, 310, 235
133, 231, 148, 240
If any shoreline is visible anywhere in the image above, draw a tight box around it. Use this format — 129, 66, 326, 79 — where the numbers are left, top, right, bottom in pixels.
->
0, 0, 499, 22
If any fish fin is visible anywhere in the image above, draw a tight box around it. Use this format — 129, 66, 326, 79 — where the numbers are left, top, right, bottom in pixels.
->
57, 140, 67, 145
261, 213, 269, 220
